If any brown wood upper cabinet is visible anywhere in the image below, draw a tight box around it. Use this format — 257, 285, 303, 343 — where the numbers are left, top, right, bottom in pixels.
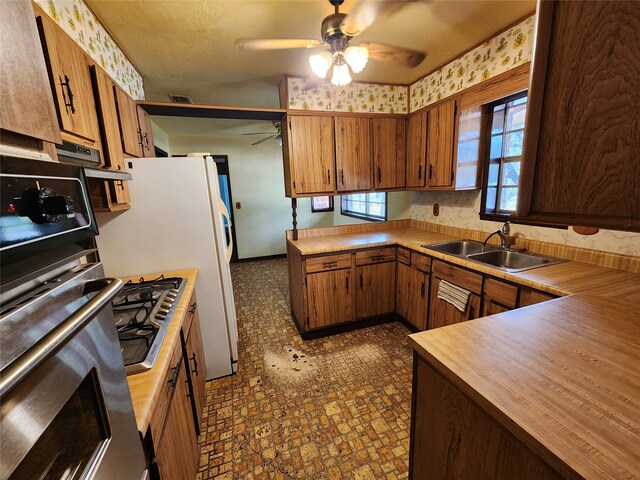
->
426, 99, 456, 188
0, 1, 60, 144
518, 0, 640, 232
406, 111, 427, 188
90, 65, 124, 170
36, 11, 100, 146
335, 116, 372, 191
283, 115, 336, 196
114, 86, 144, 158
373, 118, 406, 189
137, 106, 155, 157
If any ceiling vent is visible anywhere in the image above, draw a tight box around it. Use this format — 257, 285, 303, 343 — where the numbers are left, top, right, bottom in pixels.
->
169, 95, 193, 104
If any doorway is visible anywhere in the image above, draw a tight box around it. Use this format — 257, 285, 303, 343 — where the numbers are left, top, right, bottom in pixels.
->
212, 155, 239, 263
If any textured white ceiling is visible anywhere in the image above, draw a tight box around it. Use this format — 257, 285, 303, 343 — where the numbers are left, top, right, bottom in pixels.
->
151, 116, 277, 136
87, 0, 535, 108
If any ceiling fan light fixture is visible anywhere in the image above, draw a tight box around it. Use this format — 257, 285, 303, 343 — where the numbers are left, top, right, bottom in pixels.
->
274, 135, 283, 146
331, 62, 351, 86
309, 51, 333, 79
344, 45, 368, 73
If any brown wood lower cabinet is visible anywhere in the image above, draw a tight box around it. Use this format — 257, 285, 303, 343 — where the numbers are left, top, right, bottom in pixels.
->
182, 290, 207, 435
410, 355, 563, 480
429, 261, 482, 329
307, 268, 353, 329
356, 262, 395, 318
396, 262, 429, 331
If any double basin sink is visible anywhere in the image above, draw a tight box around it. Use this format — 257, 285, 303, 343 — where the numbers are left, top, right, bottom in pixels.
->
423, 240, 567, 273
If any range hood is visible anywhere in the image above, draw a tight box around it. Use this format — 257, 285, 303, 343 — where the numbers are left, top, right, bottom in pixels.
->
83, 167, 132, 181
55, 141, 132, 181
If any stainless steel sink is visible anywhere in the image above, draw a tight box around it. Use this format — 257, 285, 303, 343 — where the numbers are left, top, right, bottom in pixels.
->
422, 240, 490, 256
422, 240, 567, 273
467, 250, 565, 273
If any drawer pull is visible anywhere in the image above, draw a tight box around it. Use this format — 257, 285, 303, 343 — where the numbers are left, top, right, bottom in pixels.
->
167, 358, 182, 388
370, 254, 385, 261
322, 261, 337, 268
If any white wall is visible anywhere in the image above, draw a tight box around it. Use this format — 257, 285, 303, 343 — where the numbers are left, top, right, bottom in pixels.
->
411, 190, 640, 256
151, 120, 171, 156
168, 135, 333, 259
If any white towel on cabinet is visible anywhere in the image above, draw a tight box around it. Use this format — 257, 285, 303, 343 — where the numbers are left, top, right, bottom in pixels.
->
437, 280, 471, 312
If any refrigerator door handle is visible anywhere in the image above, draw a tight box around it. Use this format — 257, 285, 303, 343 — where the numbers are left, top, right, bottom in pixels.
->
218, 197, 233, 264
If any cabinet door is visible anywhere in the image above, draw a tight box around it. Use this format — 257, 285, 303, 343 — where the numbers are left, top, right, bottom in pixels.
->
37, 13, 100, 143
373, 118, 405, 189
397, 262, 428, 330
429, 277, 480, 329
0, 2, 60, 143
406, 111, 427, 187
335, 116, 372, 191
114, 86, 144, 157
356, 262, 395, 318
288, 115, 335, 194
155, 358, 197, 480
307, 269, 353, 329
185, 302, 206, 434
137, 106, 155, 157
518, 287, 555, 308
108, 180, 130, 206
90, 65, 124, 169
482, 300, 509, 317
427, 99, 456, 188
518, 0, 640, 232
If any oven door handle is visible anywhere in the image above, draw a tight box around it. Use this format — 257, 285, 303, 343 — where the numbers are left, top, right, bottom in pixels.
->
0, 277, 124, 398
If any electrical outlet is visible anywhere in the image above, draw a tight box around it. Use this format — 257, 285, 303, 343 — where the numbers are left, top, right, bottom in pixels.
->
433, 203, 439, 217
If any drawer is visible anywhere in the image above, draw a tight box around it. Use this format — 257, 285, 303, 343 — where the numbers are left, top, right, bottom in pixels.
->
306, 253, 352, 273
483, 277, 518, 309
149, 340, 183, 441
411, 253, 432, 273
432, 260, 482, 295
397, 247, 411, 265
518, 287, 556, 307
355, 247, 396, 266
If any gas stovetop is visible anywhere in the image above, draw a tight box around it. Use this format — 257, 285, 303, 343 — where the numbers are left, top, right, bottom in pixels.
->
112, 274, 187, 374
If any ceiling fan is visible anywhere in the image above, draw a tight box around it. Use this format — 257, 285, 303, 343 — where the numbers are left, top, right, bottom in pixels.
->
235, 0, 426, 86
242, 121, 283, 146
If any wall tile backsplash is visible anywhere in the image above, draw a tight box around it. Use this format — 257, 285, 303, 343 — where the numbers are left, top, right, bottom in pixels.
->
409, 16, 535, 112
286, 77, 408, 114
410, 191, 640, 257
34, 0, 145, 99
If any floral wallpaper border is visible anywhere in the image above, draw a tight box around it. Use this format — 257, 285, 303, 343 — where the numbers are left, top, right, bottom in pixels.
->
409, 16, 535, 112
34, 0, 145, 100
286, 77, 408, 114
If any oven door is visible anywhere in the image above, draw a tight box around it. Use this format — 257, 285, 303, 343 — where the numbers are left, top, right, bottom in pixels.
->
0, 263, 147, 480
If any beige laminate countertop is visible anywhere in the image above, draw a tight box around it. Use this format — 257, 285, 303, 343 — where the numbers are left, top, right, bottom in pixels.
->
288, 227, 640, 302
124, 268, 198, 434
408, 295, 640, 479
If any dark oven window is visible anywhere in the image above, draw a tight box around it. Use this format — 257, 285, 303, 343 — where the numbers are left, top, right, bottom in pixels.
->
9, 369, 110, 480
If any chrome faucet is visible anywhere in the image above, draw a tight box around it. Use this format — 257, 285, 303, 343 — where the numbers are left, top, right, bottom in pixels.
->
482, 221, 512, 252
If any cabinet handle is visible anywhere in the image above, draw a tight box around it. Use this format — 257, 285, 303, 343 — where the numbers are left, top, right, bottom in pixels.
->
377, 167, 381, 184
143, 133, 150, 150
360, 274, 363, 289
327, 169, 331, 184
137, 128, 144, 147
190, 352, 199, 377
370, 254, 385, 261
420, 281, 425, 299
346, 275, 349, 292
116, 180, 124, 191
189, 302, 197, 316
59, 75, 76, 114
418, 164, 422, 180
468, 306, 475, 320
429, 163, 433, 180
322, 261, 337, 268
167, 358, 182, 388
340, 169, 344, 184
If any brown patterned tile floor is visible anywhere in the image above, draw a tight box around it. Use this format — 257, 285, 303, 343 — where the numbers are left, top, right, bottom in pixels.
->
196, 258, 413, 480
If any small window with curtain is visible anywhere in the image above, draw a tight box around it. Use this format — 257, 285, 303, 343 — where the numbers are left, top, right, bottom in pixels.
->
311, 196, 334, 213
481, 91, 527, 219
341, 193, 387, 222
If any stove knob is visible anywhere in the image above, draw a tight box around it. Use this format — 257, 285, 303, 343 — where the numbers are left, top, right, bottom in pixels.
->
158, 308, 170, 316
161, 301, 173, 309
169, 289, 179, 295
155, 313, 167, 320
166, 292, 177, 299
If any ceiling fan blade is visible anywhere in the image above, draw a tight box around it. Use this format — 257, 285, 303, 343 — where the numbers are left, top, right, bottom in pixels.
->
251, 135, 277, 146
340, 0, 419, 37
359, 41, 426, 68
235, 38, 321, 50
242, 132, 275, 136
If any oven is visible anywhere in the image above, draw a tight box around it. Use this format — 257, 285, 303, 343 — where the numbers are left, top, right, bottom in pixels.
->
0, 154, 147, 480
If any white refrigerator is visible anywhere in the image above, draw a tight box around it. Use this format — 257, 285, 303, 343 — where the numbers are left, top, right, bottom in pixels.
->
95, 155, 238, 379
